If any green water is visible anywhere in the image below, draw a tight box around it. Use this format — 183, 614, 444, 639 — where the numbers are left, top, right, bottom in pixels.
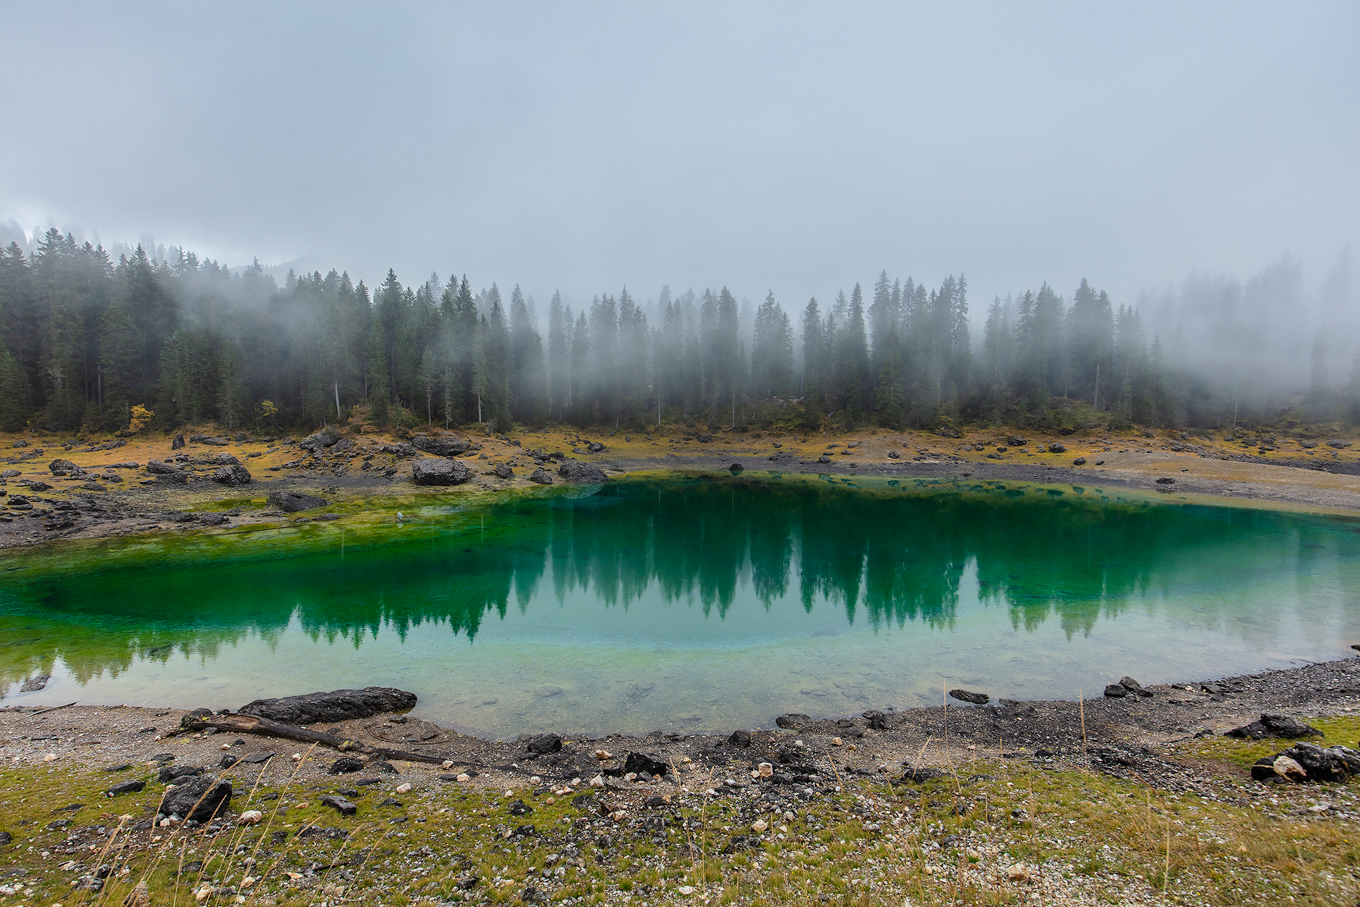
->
3, 473, 1359, 738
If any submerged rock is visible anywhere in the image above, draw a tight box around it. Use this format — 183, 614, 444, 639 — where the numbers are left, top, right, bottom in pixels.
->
239, 687, 417, 725
558, 461, 607, 484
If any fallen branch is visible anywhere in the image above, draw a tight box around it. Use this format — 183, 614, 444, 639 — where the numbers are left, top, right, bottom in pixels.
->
182, 711, 465, 767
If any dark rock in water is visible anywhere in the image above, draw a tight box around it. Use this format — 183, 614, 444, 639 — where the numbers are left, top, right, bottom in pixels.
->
1073, 457, 1087, 466
158, 765, 203, 783
726, 730, 752, 748
212, 465, 252, 486
624, 752, 670, 777
1155, 477, 1176, 484
107, 779, 145, 796
162, 775, 231, 822
494, 463, 513, 479
322, 795, 357, 816
299, 427, 342, 452
239, 686, 417, 724
329, 757, 366, 775
48, 458, 81, 476
508, 799, 533, 816
20, 673, 51, 692
728, 462, 744, 473
412, 434, 471, 457
775, 713, 811, 730
528, 467, 554, 485
558, 461, 607, 483
949, 689, 989, 705
266, 489, 330, 513
1227, 714, 1321, 740
524, 734, 562, 755
172, 433, 186, 450
411, 458, 472, 486
862, 710, 891, 730
587, 442, 606, 453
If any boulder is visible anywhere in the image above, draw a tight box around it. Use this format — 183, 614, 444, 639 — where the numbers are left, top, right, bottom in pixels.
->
299, 427, 342, 452
528, 467, 554, 485
624, 752, 670, 777
948, 689, 989, 705
412, 458, 472, 486
238, 687, 417, 725
48, 458, 81, 476
212, 465, 252, 487
524, 734, 563, 755
1227, 714, 1321, 740
412, 434, 471, 457
161, 775, 231, 823
266, 490, 329, 513
558, 461, 607, 484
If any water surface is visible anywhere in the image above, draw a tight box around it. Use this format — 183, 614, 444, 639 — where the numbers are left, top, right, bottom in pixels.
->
3, 473, 1358, 737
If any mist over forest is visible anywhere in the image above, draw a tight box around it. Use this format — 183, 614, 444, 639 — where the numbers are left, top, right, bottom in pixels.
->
0, 220, 1355, 437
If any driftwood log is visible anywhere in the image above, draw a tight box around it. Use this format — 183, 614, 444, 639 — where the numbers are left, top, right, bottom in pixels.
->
181, 711, 466, 767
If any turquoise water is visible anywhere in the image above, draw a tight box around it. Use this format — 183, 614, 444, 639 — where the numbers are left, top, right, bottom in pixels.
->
2, 473, 1358, 737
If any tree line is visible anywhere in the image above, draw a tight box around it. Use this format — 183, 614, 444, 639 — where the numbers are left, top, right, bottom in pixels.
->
0, 228, 1350, 435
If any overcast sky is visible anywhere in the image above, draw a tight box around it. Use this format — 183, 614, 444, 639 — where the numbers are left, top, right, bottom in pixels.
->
3, 1, 1357, 312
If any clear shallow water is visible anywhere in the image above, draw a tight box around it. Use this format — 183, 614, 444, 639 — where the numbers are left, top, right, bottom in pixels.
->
2, 473, 1359, 738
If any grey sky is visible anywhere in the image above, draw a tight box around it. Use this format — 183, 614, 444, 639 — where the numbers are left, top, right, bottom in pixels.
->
3, 1, 1357, 313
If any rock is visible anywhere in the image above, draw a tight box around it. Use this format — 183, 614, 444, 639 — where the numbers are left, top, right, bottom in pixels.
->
558, 461, 607, 483
1272, 755, 1308, 782
161, 775, 231, 823
48, 458, 81, 476
322, 795, 357, 816
20, 673, 51, 692
328, 757, 366, 775
212, 465, 252, 486
775, 713, 811, 730
624, 753, 670, 777
525, 734, 563, 755
107, 779, 146, 796
238, 687, 417, 724
172, 434, 186, 450
1227, 714, 1321, 740
726, 730, 752, 748
411, 458, 472, 486
265, 490, 330, 513
412, 434, 471, 457
299, 427, 342, 452
1048, 442, 1066, 453
1118, 676, 1152, 698
528, 467, 554, 485
1073, 456, 1087, 466
494, 463, 513, 479
862, 710, 890, 730
948, 689, 989, 705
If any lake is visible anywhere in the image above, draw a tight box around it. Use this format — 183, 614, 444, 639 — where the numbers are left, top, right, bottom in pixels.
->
3, 473, 1358, 738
